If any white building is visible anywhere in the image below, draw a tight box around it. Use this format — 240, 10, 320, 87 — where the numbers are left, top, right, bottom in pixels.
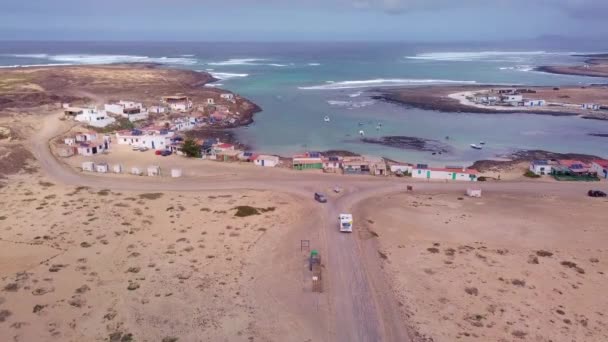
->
75, 108, 116, 128
412, 165, 478, 181
64, 137, 76, 145
582, 103, 601, 111
75, 132, 97, 142
466, 188, 482, 197
131, 167, 143, 176
254, 155, 279, 167
104, 101, 149, 122
529, 160, 552, 176
162, 96, 192, 112
115, 129, 174, 150
220, 93, 235, 101
206, 98, 215, 105
173, 117, 197, 131
523, 99, 546, 107
113, 164, 123, 173
76, 136, 111, 156
591, 160, 608, 179
390, 163, 413, 174
149, 105, 166, 114
501, 94, 523, 105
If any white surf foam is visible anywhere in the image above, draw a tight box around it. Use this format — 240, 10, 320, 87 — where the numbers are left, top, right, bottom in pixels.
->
308, 63, 321, 66
300, 78, 477, 90
4, 53, 198, 65
406, 51, 556, 62
208, 72, 249, 80
349, 91, 362, 98
207, 58, 288, 67
327, 100, 375, 108
0, 63, 73, 68
499, 65, 534, 72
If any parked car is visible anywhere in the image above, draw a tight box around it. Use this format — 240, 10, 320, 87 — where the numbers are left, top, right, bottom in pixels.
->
155, 150, 163, 155
131, 146, 140, 151
161, 150, 172, 156
588, 190, 607, 197
314, 192, 327, 203
139, 146, 149, 152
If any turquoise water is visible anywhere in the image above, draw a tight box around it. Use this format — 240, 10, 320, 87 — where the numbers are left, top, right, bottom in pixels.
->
1, 42, 607, 163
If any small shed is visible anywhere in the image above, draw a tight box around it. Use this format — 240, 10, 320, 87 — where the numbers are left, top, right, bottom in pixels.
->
82, 161, 95, 172
466, 188, 482, 198
254, 155, 279, 167
147, 165, 161, 177
131, 167, 143, 176
95, 163, 109, 173
171, 168, 182, 178
113, 164, 123, 173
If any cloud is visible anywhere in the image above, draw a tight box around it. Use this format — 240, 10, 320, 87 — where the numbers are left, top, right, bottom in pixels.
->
350, 0, 608, 18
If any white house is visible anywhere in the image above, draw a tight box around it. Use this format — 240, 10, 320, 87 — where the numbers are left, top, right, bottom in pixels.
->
206, 98, 215, 105
322, 156, 342, 173
64, 137, 76, 145
131, 167, 143, 176
149, 105, 166, 114
171, 169, 182, 178
523, 99, 546, 107
113, 164, 123, 173
162, 96, 192, 112
173, 117, 197, 131
529, 160, 552, 176
591, 160, 608, 179
82, 161, 95, 172
76, 137, 110, 156
115, 129, 174, 150
220, 93, 235, 101
75, 108, 116, 128
104, 101, 148, 122
254, 155, 279, 167
502, 94, 523, 105
75, 132, 97, 142
412, 165, 478, 181
390, 163, 413, 174
582, 103, 601, 111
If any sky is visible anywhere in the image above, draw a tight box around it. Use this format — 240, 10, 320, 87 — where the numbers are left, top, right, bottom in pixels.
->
1, 0, 608, 41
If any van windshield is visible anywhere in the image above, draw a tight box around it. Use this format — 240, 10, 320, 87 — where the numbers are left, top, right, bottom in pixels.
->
342, 222, 351, 228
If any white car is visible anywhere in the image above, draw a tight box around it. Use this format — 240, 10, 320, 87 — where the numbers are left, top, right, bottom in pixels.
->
339, 214, 353, 233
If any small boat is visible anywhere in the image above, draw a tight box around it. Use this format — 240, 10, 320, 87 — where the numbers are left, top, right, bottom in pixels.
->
479, 141, 486, 145
358, 122, 364, 126
376, 125, 381, 130
324, 116, 330, 122
470, 144, 482, 150
445, 136, 450, 140
359, 130, 365, 136
432, 152, 437, 155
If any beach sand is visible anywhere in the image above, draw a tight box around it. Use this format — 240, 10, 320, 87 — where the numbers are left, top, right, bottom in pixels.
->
356, 190, 608, 341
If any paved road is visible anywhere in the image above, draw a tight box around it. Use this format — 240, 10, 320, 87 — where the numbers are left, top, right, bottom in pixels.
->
30, 114, 608, 342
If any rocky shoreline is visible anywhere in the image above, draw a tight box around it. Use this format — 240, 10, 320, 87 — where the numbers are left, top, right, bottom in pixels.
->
470, 150, 602, 172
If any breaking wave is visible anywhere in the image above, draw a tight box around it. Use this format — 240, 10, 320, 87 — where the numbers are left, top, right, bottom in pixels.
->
0, 63, 73, 68
3, 53, 198, 65
207, 58, 286, 67
327, 100, 375, 108
299, 78, 477, 90
406, 51, 558, 62
208, 72, 249, 80
308, 63, 321, 66
499, 65, 534, 72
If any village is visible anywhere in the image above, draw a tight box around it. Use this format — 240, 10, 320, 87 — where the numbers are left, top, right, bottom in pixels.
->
52, 95, 608, 183
451, 86, 608, 116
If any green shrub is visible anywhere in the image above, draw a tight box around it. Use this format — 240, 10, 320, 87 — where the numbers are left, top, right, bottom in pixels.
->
524, 170, 541, 178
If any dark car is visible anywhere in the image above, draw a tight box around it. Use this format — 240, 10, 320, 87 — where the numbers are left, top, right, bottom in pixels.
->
161, 150, 172, 156
588, 190, 607, 197
314, 192, 327, 203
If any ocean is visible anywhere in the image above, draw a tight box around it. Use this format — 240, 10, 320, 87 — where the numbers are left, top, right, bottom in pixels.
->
1, 41, 608, 164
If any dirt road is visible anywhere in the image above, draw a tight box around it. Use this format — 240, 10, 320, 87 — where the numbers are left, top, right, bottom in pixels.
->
28, 114, 608, 342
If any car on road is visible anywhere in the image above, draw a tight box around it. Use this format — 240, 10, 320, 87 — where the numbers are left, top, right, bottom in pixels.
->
139, 146, 149, 152
314, 192, 327, 203
588, 190, 607, 197
161, 150, 172, 156
339, 214, 353, 233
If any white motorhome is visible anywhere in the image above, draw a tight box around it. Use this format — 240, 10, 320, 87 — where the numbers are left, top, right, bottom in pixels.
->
339, 214, 353, 233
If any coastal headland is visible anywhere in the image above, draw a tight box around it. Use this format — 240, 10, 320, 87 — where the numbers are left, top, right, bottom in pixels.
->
536, 53, 608, 78
374, 84, 608, 120
0, 63, 261, 127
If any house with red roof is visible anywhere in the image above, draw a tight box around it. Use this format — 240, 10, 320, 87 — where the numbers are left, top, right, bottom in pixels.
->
412, 164, 478, 181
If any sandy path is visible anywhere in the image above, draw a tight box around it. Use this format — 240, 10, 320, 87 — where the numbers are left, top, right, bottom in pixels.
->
25, 113, 608, 341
